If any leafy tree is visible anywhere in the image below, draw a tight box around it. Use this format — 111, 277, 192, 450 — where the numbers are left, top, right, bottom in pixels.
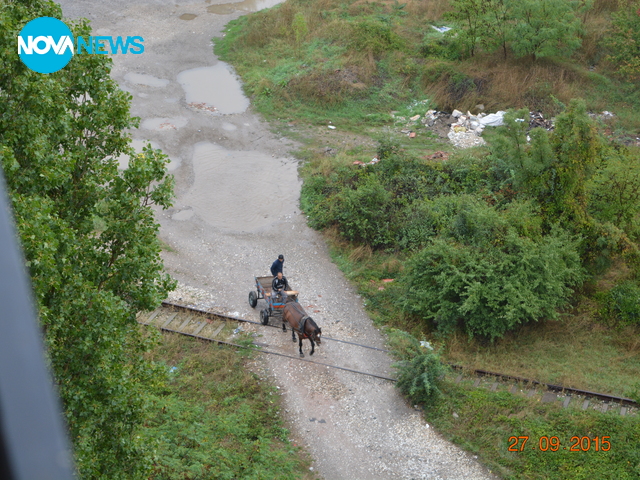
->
508, 0, 586, 60
445, 0, 490, 57
0, 1, 174, 478
488, 100, 601, 225
588, 149, 640, 237
604, 0, 640, 80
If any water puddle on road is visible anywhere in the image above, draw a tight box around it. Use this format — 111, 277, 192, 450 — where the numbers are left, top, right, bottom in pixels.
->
183, 142, 299, 231
177, 64, 249, 115
123, 72, 170, 88
206, 0, 283, 14
141, 117, 189, 131
179, 13, 198, 20
117, 139, 181, 172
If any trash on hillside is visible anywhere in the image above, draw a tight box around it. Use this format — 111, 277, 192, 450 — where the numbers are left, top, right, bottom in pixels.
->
431, 25, 452, 33
478, 111, 506, 127
420, 340, 434, 350
328, 125, 336, 130
409, 132, 416, 138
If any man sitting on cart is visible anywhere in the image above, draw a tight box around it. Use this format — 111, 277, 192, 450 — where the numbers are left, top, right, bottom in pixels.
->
272, 271, 291, 300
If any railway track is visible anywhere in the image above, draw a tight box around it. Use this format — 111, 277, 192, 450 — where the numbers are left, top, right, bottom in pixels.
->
138, 301, 637, 416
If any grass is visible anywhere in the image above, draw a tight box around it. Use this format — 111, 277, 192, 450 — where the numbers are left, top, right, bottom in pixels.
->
325, 234, 640, 401
424, 379, 640, 480
140, 332, 313, 480
215, 0, 640, 138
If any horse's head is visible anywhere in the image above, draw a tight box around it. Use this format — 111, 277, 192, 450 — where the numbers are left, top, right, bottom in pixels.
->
312, 326, 322, 344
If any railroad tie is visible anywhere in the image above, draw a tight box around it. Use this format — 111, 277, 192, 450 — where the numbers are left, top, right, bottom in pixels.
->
490, 382, 498, 392
147, 308, 162, 323
527, 389, 536, 398
620, 406, 627, 416
510, 385, 518, 394
541, 392, 557, 403
161, 313, 178, 329
473, 378, 481, 387
563, 397, 571, 408
211, 322, 226, 339
192, 321, 208, 336
601, 403, 609, 413
177, 317, 192, 332
582, 399, 590, 410
455, 375, 463, 384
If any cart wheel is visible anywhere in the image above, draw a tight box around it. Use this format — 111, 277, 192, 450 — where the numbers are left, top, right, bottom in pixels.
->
260, 309, 269, 326
248, 291, 258, 308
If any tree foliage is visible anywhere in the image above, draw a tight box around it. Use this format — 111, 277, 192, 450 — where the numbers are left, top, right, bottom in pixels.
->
604, 0, 640, 80
0, 1, 174, 477
446, 0, 586, 60
401, 229, 584, 340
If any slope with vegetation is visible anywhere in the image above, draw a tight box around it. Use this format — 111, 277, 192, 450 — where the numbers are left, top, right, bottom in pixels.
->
216, 0, 640, 477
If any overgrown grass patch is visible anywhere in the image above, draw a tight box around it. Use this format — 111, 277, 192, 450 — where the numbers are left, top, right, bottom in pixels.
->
426, 380, 640, 479
141, 334, 312, 480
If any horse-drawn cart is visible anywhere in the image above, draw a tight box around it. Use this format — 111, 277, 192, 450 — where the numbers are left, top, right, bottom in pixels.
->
248, 276, 298, 325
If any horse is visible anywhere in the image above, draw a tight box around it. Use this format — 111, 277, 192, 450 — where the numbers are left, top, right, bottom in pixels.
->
282, 298, 322, 357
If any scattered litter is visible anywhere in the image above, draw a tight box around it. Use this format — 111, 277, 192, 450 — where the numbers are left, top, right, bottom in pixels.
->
420, 340, 434, 350
452, 109, 463, 118
233, 326, 243, 334
169, 366, 178, 373
378, 286, 385, 291
409, 132, 416, 138
328, 125, 336, 130
382, 278, 394, 283
424, 151, 449, 161
478, 111, 506, 127
431, 25, 452, 33
188, 102, 217, 113
409, 114, 420, 122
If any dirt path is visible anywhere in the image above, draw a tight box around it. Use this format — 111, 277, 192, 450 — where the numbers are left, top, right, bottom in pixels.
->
59, 2, 496, 478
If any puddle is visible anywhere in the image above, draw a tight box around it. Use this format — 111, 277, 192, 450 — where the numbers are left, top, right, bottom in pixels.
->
183, 142, 299, 231
221, 122, 237, 131
206, 0, 283, 14
179, 13, 197, 20
177, 64, 249, 115
124, 72, 170, 88
141, 117, 189, 131
172, 209, 195, 221
117, 139, 181, 171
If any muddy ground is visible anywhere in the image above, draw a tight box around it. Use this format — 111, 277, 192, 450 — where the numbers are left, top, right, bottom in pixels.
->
58, 1, 496, 478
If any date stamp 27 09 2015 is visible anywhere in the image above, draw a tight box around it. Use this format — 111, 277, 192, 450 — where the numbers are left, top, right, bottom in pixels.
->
508, 436, 611, 452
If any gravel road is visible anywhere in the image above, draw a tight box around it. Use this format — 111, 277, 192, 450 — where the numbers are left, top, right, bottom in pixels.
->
59, 1, 497, 478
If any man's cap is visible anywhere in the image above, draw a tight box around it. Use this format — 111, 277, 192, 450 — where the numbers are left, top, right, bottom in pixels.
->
278, 254, 284, 260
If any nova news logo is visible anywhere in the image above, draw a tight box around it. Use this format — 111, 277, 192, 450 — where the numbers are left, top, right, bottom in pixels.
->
18, 17, 144, 74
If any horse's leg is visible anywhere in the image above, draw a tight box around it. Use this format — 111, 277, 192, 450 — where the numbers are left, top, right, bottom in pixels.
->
298, 336, 304, 357
309, 337, 315, 356
291, 328, 296, 342
282, 318, 286, 332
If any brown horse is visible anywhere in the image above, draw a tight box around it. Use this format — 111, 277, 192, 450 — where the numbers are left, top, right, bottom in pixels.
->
282, 299, 321, 357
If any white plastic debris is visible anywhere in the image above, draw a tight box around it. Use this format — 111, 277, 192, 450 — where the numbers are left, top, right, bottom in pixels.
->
431, 25, 452, 33
420, 340, 434, 350
328, 125, 336, 129
478, 111, 506, 126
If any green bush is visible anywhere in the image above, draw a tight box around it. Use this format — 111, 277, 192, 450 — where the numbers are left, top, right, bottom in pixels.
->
390, 330, 448, 407
334, 175, 396, 247
400, 228, 585, 340
599, 281, 640, 326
